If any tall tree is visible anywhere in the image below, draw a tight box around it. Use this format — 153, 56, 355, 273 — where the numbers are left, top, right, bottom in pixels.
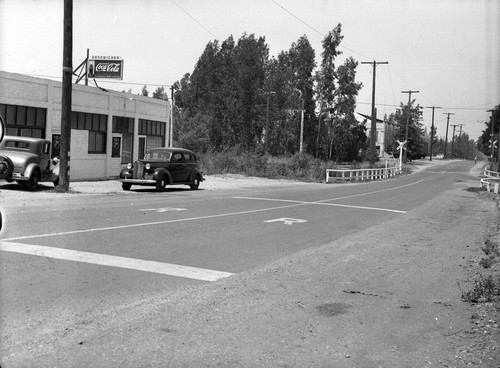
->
234, 33, 269, 149
289, 35, 316, 155
477, 104, 500, 169
330, 57, 363, 162
315, 24, 343, 160
387, 100, 425, 160
152, 86, 168, 100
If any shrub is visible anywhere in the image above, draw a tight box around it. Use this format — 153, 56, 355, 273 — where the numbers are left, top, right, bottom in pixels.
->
482, 238, 500, 256
197, 150, 410, 183
459, 274, 500, 303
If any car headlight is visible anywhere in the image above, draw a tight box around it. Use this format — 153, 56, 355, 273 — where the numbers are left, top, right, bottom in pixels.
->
127, 163, 133, 170
145, 163, 151, 170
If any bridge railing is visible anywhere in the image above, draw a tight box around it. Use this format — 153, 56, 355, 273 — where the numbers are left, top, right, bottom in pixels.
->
480, 167, 500, 194
326, 166, 402, 183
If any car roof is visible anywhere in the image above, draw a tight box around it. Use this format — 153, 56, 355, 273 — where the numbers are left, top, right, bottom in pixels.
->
1, 135, 51, 144
147, 147, 194, 154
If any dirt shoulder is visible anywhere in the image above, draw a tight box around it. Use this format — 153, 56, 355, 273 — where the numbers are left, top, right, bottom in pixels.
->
2, 162, 499, 367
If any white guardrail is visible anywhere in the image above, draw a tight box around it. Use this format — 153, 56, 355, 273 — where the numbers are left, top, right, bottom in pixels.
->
326, 165, 402, 183
481, 167, 500, 194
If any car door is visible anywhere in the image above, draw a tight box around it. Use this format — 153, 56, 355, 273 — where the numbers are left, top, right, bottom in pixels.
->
181, 152, 194, 181
169, 152, 185, 183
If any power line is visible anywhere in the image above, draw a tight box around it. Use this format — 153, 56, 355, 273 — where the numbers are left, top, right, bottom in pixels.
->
270, 0, 374, 60
170, 0, 218, 39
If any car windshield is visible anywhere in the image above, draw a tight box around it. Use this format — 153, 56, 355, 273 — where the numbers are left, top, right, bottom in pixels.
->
4, 141, 30, 150
144, 151, 171, 160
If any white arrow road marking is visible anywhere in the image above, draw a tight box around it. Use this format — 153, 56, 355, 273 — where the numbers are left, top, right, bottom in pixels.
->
265, 217, 308, 225
140, 207, 186, 212
0, 241, 234, 282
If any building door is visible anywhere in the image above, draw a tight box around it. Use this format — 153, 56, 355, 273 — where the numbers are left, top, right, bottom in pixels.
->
138, 136, 146, 160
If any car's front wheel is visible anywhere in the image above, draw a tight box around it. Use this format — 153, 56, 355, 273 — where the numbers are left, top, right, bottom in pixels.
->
122, 182, 131, 191
190, 175, 200, 190
156, 175, 167, 192
24, 172, 39, 191
0, 156, 13, 180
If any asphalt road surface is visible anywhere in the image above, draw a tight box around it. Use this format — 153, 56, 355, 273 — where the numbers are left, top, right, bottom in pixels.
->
0, 159, 479, 365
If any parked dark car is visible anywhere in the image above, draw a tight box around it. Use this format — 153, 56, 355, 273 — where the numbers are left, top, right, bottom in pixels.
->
0, 136, 59, 190
119, 147, 204, 192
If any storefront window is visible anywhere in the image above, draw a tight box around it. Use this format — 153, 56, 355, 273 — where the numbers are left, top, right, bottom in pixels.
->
0, 103, 46, 138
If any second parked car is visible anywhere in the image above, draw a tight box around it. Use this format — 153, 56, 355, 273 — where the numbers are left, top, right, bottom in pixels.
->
119, 147, 204, 192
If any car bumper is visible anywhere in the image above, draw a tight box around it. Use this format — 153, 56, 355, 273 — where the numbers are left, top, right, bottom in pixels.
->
119, 178, 157, 185
11, 172, 28, 181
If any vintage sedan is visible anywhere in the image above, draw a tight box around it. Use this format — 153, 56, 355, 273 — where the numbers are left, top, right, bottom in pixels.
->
0, 136, 59, 190
119, 147, 204, 192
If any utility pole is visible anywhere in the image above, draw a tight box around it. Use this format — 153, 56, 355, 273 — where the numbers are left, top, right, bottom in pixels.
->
425, 106, 441, 161
170, 85, 174, 147
450, 124, 458, 159
294, 89, 304, 153
487, 109, 499, 171
298, 93, 304, 153
458, 124, 465, 136
401, 90, 419, 161
443, 113, 454, 159
58, 0, 73, 191
362, 60, 388, 166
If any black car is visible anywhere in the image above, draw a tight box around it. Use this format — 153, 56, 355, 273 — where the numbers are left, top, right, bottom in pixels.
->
119, 147, 204, 192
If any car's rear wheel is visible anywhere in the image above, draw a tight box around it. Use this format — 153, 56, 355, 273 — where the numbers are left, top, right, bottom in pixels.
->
53, 177, 59, 187
0, 156, 14, 180
156, 175, 167, 192
24, 172, 39, 191
190, 175, 200, 190
122, 183, 131, 191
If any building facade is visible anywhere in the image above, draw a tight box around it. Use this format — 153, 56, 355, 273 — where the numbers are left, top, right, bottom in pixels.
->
0, 71, 170, 180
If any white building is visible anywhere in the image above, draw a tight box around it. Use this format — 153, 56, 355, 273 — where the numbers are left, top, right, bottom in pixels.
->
0, 71, 170, 180
357, 112, 396, 158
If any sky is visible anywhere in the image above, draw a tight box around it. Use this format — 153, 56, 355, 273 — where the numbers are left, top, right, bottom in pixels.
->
1, 0, 499, 141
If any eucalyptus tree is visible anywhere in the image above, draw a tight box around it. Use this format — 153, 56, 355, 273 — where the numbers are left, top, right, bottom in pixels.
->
315, 24, 364, 161
387, 100, 425, 160
330, 57, 363, 162
233, 33, 269, 150
289, 35, 317, 155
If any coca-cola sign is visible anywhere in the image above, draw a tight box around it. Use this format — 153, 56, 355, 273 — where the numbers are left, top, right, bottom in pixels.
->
88, 56, 123, 79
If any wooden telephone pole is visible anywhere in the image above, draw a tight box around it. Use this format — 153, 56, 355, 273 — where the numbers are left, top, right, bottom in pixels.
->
425, 106, 441, 161
58, 0, 73, 191
401, 90, 419, 161
443, 113, 455, 159
361, 60, 388, 166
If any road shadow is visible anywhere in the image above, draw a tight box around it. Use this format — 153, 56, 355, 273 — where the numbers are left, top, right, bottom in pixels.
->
126, 186, 205, 194
0, 182, 57, 193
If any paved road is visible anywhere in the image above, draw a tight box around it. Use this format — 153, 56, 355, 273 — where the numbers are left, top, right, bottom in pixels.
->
0, 159, 479, 363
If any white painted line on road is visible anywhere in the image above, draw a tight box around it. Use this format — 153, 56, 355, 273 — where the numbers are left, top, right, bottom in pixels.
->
234, 196, 407, 214
0, 241, 234, 282
315, 179, 424, 202
233, 180, 424, 214
139, 207, 186, 212
2, 202, 304, 242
